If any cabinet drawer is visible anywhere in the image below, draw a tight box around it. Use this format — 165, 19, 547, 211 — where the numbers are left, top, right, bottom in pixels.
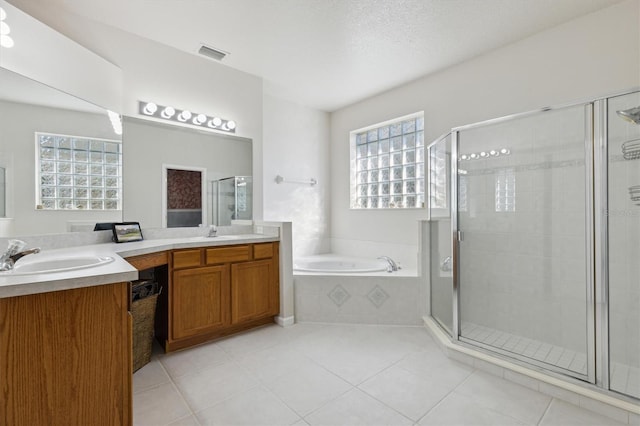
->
173, 249, 202, 269
206, 245, 250, 264
127, 251, 168, 270
253, 243, 274, 260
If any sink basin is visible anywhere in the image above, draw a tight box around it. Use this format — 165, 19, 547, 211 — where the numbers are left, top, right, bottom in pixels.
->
8, 256, 115, 275
188, 235, 246, 241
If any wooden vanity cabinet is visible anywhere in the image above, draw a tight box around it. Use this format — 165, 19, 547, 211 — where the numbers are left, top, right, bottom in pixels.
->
172, 265, 230, 339
0, 282, 132, 426
167, 242, 279, 351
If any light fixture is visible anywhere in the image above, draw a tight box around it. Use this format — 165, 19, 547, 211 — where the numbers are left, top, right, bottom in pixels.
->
458, 148, 511, 161
208, 117, 223, 128
177, 110, 192, 122
142, 102, 157, 115
193, 113, 207, 125
161, 106, 175, 119
138, 101, 236, 133
0, 6, 14, 49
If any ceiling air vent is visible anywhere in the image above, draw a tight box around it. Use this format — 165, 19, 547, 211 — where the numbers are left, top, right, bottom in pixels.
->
198, 44, 228, 61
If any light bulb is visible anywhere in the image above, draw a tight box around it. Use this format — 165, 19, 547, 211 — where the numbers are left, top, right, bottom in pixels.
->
226, 120, 236, 130
161, 106, 175, 118
193, 113, 207, 125
490, 150, 498, 156
0, 34, 13, 48
143, 102, 157, 115
0, 7, 6, 21
480, 151, 488, 157
210, 117, 222, 127
0, 21, 9, 35
178, 110, 192, 122
470, 153, 478, 159
500, 148, 510, 155
460, 154, 468, 161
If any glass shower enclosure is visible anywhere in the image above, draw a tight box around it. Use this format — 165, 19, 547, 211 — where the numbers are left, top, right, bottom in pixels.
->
212, 176, 253, 226
428, 89, 640, 399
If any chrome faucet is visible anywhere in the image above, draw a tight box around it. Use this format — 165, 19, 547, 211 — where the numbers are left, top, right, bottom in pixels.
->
377, 256, 399, 273
200, 224, 218, 237
0, 240, 41, 271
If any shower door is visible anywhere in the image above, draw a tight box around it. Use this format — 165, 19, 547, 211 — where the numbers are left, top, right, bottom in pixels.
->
428, 133, 453, 335
454, 104, 593, 380
605, 91, 640, 398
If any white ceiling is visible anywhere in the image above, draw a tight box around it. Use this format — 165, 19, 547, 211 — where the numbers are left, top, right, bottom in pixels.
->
46, 0, 624, 111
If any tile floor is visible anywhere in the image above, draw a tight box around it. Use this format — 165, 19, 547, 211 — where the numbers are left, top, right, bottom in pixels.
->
133, 323, 630, 426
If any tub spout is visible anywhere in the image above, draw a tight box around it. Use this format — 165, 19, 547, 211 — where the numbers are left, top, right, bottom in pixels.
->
377, 256, 399, 273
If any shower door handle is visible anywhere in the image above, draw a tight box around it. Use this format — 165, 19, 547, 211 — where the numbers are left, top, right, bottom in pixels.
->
457, 230, 464, 242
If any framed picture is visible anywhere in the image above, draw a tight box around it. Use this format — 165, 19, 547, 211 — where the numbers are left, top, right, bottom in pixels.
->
112, 222, 143, 243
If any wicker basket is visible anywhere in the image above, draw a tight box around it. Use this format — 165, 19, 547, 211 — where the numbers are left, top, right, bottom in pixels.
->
132, 282, 159, 373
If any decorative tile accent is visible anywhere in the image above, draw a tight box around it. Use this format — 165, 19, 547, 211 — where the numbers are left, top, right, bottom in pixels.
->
367, 286, 389, 308
327, 285, 351, 307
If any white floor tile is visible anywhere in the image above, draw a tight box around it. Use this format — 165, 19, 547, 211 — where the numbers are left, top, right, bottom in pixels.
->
196, 386, 301, 426
453, 371, 551, 425
172, 361, 258, 412
159, 341, 232, 378
168, 414, 201, 426
291, 325, 411, 385
539, 399, 627, 426
133, 358, 171, 394
237, 343, 317, 384
133, 324, 634, 426
216, 323, 324, 358
133, 382, 192, 426
418, 392, 527, 425
395, 350, 474, 390
305, 388, 413, 426
266, 362, 352, 416
359, 365, 453, 421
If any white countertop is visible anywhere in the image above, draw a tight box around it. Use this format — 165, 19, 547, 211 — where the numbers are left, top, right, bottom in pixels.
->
0, 234, 279, 298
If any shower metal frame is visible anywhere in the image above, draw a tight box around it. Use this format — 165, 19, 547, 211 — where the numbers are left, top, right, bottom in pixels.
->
439, 89, 640, 390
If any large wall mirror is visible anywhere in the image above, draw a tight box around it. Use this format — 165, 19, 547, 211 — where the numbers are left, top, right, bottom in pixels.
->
122, 117, 252, 229
0, 66, 123, 237
0, 69, 253, 237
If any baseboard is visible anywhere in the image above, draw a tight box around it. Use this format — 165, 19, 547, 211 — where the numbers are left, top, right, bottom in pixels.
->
275, 315, 295, 327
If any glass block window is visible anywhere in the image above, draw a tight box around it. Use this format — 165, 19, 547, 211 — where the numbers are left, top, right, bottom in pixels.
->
495, 168, 515, 212
429, 141, 447, 210
351, 113, 424, 209
36, 132, 122, 210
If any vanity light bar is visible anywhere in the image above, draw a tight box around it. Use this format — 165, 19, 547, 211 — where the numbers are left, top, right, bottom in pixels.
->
0, 6, 15, 48
138, 101, 236, 133
459, 148, 510, 161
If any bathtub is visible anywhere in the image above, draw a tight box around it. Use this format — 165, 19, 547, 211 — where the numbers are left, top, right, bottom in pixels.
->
294, 255, 389, 273
293, 254, 425, 325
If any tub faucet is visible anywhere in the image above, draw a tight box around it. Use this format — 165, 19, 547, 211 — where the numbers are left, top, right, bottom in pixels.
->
0, 240, 41, 271
377, 256, 399, 273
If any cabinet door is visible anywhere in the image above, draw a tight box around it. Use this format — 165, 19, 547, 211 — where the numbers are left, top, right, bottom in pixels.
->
231, 259, 276, 324
172, 265, 230, 340
0, 283, 131, 426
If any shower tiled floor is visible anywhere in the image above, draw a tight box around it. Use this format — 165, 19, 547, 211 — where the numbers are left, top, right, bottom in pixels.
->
460, 323, 588, 375
132, 323, 632, 425
461, 322, 640, 399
